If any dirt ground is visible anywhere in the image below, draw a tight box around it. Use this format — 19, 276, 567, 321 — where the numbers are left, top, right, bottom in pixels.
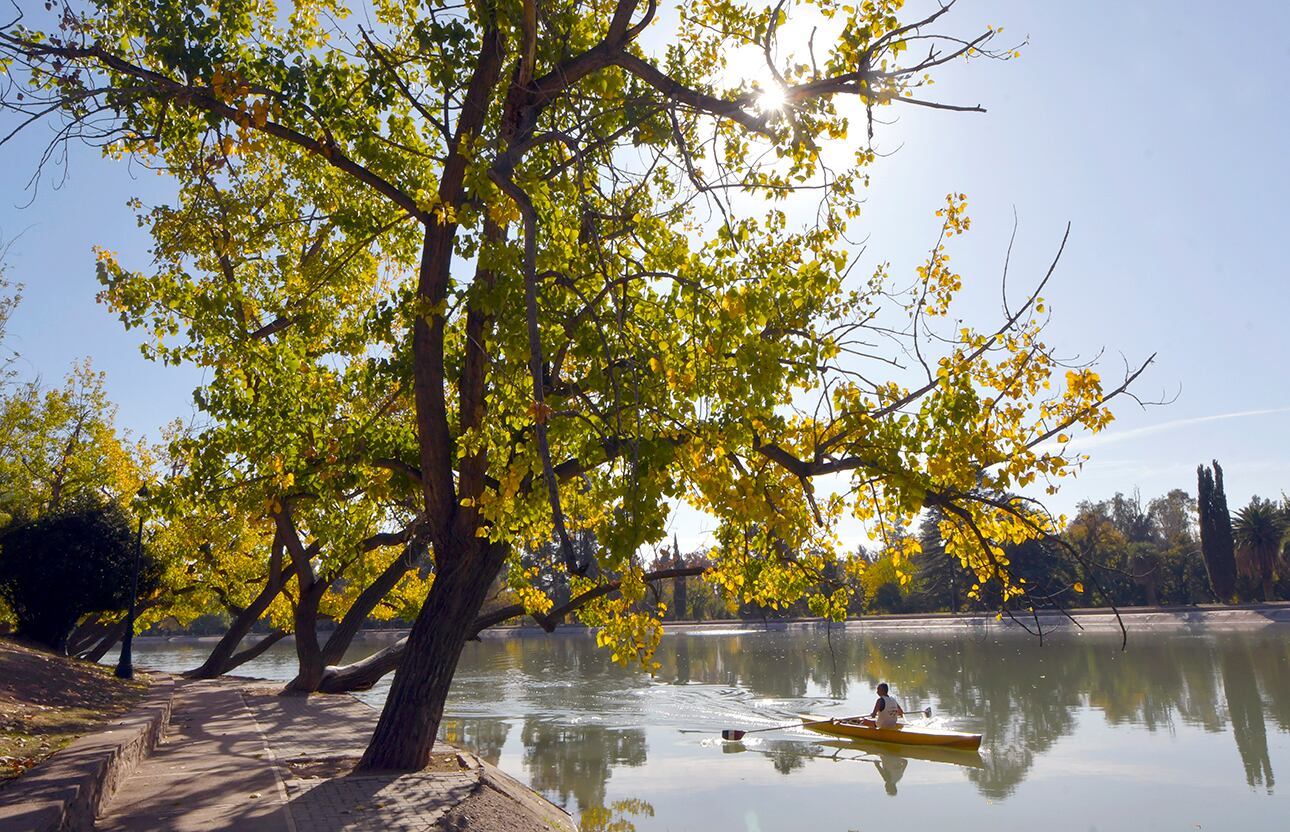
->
281, 751, 470, 780
0, 638, 147, 784
436, 769, 579, 832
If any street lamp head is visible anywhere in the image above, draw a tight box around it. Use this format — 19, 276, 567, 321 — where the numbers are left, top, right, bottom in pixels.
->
137, 484, 150, 500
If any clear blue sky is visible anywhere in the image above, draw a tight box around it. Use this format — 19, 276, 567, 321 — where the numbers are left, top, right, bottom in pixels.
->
1, 1, 1287, 551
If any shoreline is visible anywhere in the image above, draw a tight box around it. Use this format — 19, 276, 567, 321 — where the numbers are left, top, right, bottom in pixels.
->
134, 601, 1290, 645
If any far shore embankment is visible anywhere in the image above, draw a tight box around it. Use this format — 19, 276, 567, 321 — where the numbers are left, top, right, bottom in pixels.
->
136, 601, 1290, 647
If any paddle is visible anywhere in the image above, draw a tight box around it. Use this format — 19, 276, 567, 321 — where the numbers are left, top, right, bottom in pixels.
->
720, 706, 932, 741
720, 718, 827, 741
837, 705, 934, 726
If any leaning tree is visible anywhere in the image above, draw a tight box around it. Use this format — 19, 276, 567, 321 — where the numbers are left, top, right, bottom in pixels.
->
93, 142, 436, 688
2, 0, 1148, 770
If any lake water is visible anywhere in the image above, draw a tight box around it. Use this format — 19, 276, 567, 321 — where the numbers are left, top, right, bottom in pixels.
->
125, 624, 1290, 831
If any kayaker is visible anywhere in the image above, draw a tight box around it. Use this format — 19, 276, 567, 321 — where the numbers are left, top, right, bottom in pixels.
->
863, 683, 905, 728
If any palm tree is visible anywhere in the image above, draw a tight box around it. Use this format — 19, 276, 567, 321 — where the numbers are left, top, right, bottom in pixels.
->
1232, 497, 1287, 602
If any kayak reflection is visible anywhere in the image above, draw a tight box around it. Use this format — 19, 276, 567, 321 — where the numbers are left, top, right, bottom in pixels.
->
814, 738, 986, 769
719, 733, 985, 791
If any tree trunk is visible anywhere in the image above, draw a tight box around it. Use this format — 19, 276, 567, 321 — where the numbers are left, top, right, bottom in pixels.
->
319, 541, 427, 668
186, 563, 295, 679
317, 596, 515, 693
318, 636, 408, 692
322, 563, 703, 695
48, 624, 72, 655
671, 538, 686, 620
74, 592, 179, 663
81, 619, 129, 663
66, 614, 107, 656
284, 578, 330, 692
358, 541, 506, 771
224, 629, 290, 672
1263, 574, 1275, 603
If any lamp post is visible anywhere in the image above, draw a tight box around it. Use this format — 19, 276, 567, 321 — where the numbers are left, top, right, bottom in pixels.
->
115, 485, 150, 680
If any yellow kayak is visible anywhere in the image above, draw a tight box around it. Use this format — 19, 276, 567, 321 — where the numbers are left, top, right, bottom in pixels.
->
802, 716, 983, 751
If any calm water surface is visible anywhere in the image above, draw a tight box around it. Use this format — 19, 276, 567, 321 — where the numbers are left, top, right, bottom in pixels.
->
127, 626, 1290, 831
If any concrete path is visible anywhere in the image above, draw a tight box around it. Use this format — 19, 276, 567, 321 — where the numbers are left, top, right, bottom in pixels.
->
96, 680, 572, 832
97, 682, 286, 832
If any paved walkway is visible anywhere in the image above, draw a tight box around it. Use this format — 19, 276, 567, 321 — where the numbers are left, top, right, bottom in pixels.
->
96, 681, 571, 831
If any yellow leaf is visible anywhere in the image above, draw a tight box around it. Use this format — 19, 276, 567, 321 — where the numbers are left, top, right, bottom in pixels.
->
1073, 582, 1084, 593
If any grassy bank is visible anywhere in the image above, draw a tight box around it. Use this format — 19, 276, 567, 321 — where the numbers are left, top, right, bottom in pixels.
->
0, 638, 148, 784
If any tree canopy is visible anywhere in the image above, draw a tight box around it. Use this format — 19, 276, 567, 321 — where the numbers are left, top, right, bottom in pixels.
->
1233, 496, 1286, 602
0, 495, 158, 651
1, 0, 1148, 769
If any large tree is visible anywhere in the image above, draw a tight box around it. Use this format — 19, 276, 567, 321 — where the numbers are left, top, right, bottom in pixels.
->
914, 508, 967, 612
0, 362, 172, 650
1147, 488, 1197, 546
93, 141, 435, 688
0, 495, 158, 652
0, 363, 152, 523
2, 0, 1146, 770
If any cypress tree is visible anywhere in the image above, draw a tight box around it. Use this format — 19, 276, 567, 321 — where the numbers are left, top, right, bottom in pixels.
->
915, 510, 965, 612
1197, 461, 1238, 602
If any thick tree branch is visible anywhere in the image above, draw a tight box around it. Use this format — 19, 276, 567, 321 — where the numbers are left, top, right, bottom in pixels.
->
476, 565, 708, 634
0, 38, 425, 219
614, 53, 770, 136
490, 167, 582, 574
317, 564, 706, 692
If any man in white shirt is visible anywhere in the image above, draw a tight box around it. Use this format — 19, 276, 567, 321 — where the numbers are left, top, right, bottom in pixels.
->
864, 682, 905, 728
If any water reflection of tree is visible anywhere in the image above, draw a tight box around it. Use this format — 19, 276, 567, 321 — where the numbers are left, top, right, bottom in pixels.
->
653, 629, 1282, 800
1249, 633, 1290, 733
579, 798, 655, 832
1220, 641, 1275, 793
461, 627, 1284, 806
672, 635, 690, 685
520, 718, 647, 814
940, 637, 1080, 800
1174, 640, 1225, 732
767, 742, 810, 775
440, 717, 511, 766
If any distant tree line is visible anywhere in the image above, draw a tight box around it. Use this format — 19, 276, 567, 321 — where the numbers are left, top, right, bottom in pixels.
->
645, 464, 1289, 620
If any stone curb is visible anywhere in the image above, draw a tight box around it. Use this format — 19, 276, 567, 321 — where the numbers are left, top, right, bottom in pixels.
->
477, 761, 579, 831
0, 676, 176, 832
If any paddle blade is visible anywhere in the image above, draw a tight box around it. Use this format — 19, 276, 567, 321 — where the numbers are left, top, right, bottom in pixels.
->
721, 729, 746, 741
